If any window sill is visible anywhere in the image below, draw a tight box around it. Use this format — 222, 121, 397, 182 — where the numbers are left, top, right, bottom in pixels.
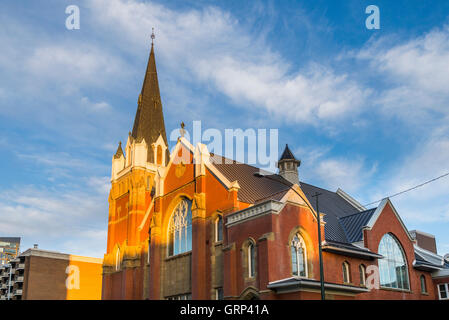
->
214, 241, 223, 247
379, 286, 411, 293
165, 251, 192, 261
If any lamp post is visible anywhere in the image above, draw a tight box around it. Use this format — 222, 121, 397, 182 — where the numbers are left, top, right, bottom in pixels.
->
253, 172, 326, 300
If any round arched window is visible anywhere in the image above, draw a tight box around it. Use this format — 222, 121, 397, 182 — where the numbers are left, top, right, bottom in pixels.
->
378, 233, 410, 290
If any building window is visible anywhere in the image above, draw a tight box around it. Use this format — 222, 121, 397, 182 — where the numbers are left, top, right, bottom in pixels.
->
115, 248, 120, 271
168, 198, 192, 256
378, 233, 410, 290
342, 261, 351, 284
215, 287, 223, 300
420, 275, 427, 294
215, 215, 223, 242
166, 293, 192, 300
359, 264, 366, 286
438, 283, 449, 300
248, 242, 256, 278
291, 233, 307, 277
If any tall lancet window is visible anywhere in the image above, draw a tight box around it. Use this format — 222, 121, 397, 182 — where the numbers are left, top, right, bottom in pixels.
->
291, 233, 307, 277
168, 198, 192, 256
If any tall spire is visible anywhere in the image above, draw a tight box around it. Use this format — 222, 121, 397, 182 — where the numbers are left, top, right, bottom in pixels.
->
131, 30, 169, 164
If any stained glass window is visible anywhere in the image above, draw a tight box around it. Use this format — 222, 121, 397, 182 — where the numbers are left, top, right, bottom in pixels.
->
291, 233, 307, 277
168, 199, 192, 256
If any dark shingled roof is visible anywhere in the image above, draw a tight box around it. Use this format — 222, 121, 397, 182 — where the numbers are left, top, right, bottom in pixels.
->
208, 154, 376, 245
339, 209, 376, 243
209, 154, 291, 204
279, 144, 297, 161
131, 43, 170, 164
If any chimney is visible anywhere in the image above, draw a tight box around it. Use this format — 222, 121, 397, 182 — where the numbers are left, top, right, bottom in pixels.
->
33, 244, 38, 249
277, 144, 301, 185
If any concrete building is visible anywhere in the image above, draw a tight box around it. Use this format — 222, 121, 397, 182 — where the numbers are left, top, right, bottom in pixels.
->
101, 39, 449, 300
0, 246, 103, 300
0, 237, 20, 266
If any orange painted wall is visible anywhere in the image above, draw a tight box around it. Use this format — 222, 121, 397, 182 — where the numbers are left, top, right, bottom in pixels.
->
66, 256, 103, 300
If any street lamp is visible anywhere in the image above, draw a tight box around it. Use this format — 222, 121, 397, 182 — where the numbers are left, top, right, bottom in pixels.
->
253, 172, 326, 300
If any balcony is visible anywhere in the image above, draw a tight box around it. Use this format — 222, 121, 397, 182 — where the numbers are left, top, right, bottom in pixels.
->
16, 264, 25, 270
0, 295, 6, 300
13, 289, 22, 296
8, 281, 14, 286
1, 283, 6, 289
15, 276, 24, 282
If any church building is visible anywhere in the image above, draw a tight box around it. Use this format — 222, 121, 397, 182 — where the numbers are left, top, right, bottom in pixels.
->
101, 39, 449, 300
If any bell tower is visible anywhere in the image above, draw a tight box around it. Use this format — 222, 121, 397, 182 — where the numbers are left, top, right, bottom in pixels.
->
277, 144, 301, 185
103, 32, 169, 299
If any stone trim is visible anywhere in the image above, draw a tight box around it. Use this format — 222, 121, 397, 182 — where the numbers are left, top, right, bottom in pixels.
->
226, 200, 284, 227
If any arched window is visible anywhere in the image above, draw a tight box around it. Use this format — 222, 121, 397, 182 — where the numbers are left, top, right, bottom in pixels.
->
291, 233, 307, 277
342, 261, 351, 283
168, 198, 192, 256
378, 233, 410, 290
248, 242, 256, 278
359, 264, 366, 286
215, 215, 223, 242
115, 248, 120, 271
420, 275, 427, 294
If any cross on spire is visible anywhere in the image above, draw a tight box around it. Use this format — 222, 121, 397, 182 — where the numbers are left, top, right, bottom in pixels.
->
151, 27, 155, 45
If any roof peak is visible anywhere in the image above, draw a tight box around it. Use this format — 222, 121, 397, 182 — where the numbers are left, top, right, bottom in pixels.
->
114, 141, 124, 159
279, 144, 299, 162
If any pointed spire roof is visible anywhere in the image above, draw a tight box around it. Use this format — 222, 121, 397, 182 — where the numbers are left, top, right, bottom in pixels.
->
114, 142, 124, 159
279, 144, 297, 161
131, 39, 169, 164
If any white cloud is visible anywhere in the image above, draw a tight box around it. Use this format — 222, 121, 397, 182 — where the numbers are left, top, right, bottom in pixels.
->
358, 25, 449, 121
89, 0, 370, 124
0, 183, 108, 258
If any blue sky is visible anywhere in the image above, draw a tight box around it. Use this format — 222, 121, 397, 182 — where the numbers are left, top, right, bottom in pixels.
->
0, 0, 449, 258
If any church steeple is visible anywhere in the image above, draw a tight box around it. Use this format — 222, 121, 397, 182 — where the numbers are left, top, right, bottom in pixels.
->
131, 31, 169, 164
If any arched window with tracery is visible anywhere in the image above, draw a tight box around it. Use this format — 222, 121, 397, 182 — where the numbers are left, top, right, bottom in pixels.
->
378, 233, 410, 290
168, 198, 192, 256
291, 233, 307, 277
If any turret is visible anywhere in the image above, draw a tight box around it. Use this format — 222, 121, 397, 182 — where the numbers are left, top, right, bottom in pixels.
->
277, 144, 301, 185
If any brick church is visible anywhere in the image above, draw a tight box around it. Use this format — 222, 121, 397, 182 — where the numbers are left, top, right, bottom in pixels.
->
101, 40, 449, 300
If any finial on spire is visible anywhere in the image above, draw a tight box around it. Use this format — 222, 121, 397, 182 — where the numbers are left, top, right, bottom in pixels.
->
151, 27, 155, 45
180, 121, 186, 138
